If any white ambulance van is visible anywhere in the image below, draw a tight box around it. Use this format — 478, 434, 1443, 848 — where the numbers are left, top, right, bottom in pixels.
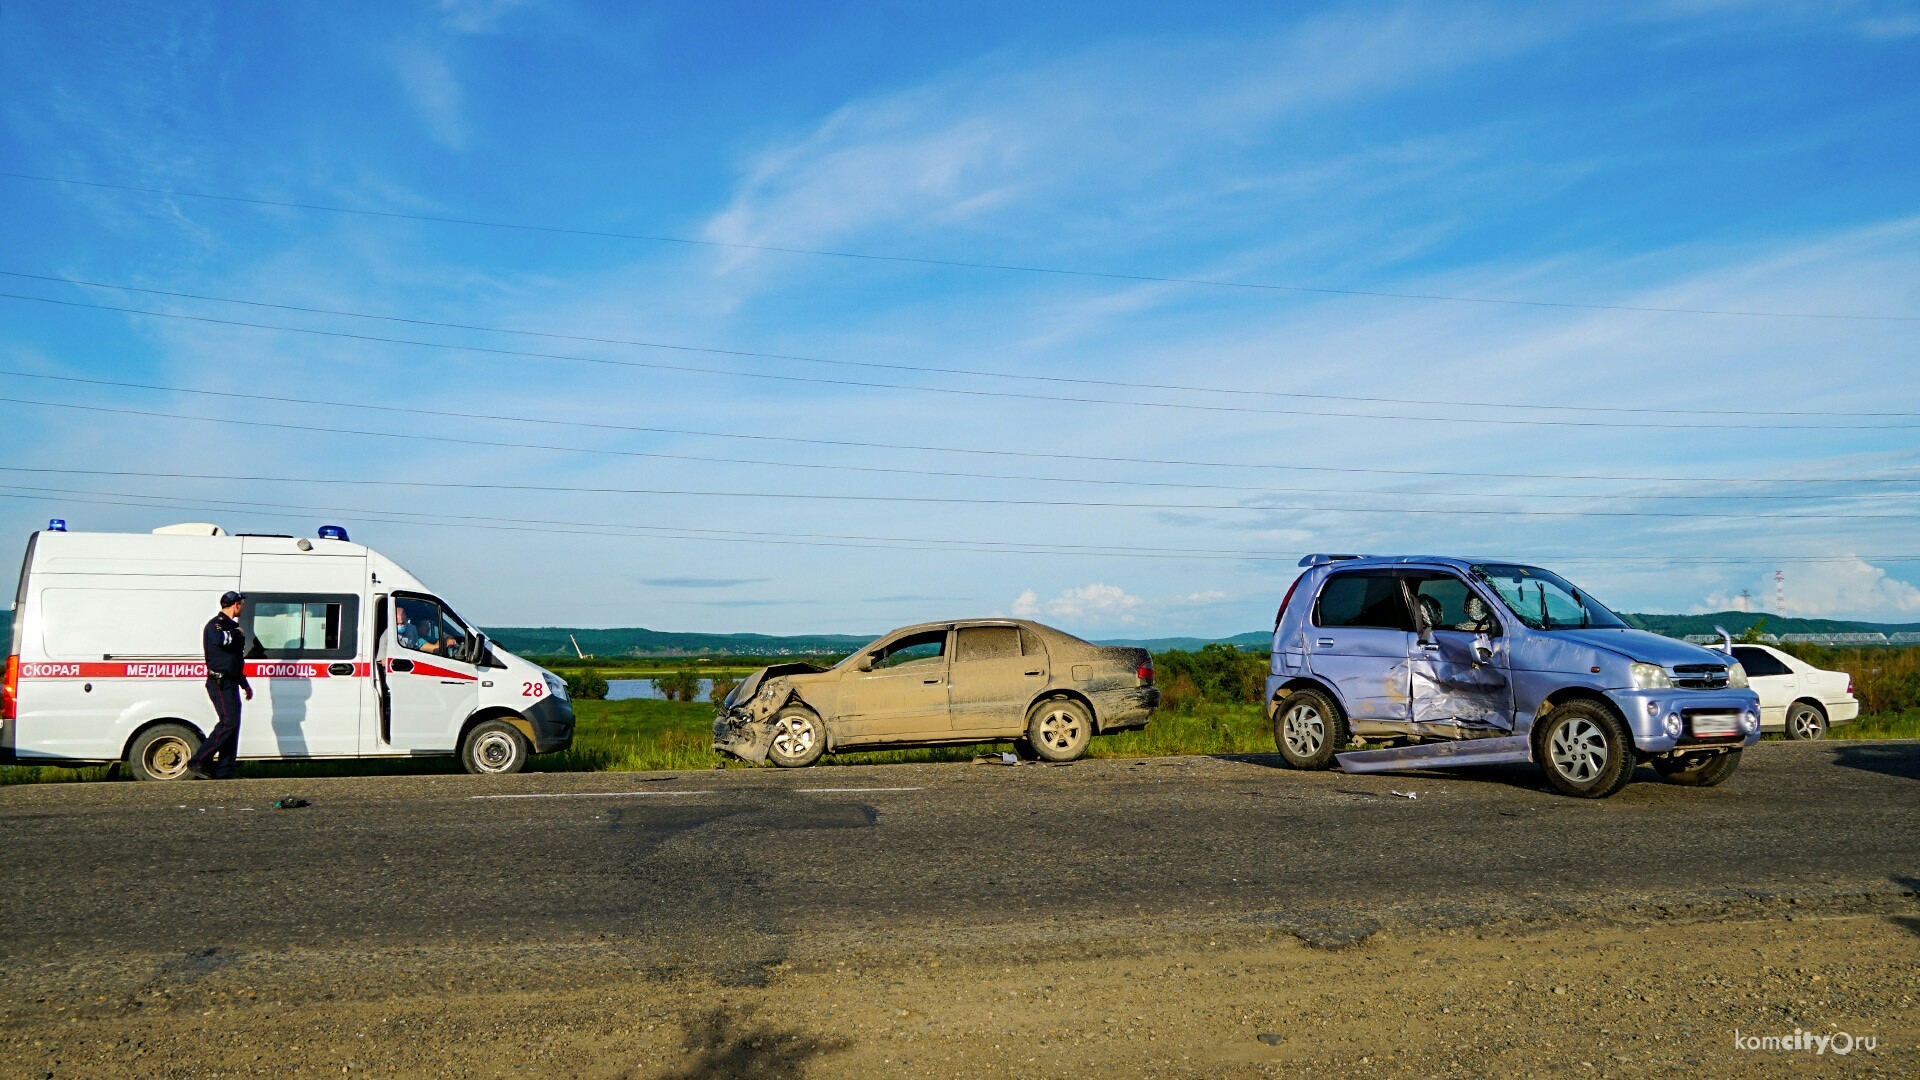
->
1, 521, 574, 780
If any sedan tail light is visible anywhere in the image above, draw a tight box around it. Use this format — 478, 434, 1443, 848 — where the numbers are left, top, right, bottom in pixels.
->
1137, 660, 1154, 685
1846, 676, 1854, 696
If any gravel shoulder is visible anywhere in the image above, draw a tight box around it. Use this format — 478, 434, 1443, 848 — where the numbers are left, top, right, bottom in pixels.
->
2, 741, 1916, 1076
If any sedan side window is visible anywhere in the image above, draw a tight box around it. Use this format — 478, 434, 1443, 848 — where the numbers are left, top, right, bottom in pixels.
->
1732, 646, 1791, 677
956, 626, 1021, 662
1314, 571, 1414, 631
876, 630, 947, 669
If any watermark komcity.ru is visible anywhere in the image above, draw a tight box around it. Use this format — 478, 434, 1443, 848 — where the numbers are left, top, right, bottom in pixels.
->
1734, 1027, 1878, 1055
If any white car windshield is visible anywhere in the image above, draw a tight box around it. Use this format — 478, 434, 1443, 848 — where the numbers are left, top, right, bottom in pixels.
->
1470, 564, 1628, 631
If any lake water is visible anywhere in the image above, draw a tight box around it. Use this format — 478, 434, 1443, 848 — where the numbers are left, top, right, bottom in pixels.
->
607, 678, 717, 701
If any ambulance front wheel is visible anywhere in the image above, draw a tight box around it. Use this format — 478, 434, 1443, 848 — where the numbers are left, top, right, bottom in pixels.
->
461, 719, 530, 775
127, 723, 202, 782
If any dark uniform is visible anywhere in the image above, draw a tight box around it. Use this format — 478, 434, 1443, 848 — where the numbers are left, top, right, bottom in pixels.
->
189, 603, 250, 779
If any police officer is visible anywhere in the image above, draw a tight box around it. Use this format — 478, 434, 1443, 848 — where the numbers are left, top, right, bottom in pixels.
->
188, 590, 252, 780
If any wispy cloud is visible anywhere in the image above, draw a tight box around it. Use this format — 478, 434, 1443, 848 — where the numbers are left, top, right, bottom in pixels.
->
389, 44, 467, 150
1012, 582, 1146, 625
1702, 558, 1920, 619
643, 576, 771, 589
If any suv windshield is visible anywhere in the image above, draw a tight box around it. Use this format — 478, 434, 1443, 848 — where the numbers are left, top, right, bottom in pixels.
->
1470, 564, 1627, 631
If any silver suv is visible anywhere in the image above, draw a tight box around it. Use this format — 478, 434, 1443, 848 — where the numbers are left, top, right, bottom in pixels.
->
1267, 555, 1762, 798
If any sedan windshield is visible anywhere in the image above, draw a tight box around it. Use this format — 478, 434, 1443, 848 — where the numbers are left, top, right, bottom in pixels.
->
1470, 564, 1627, 631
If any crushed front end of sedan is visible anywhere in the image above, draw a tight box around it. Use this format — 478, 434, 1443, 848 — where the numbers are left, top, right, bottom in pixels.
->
711, 619, 1159, 768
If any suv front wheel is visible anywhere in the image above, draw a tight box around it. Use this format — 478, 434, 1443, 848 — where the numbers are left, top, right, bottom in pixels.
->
1273, 689, 1345, 770
1535, 700, 1635, 798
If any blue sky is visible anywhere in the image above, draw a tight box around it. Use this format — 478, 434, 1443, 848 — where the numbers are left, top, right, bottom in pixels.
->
3, 0, 1919, 635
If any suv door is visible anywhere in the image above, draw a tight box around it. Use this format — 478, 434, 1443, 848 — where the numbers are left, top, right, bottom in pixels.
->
1307, 570, 1413, 722
948, 624, 1045, 734
837, 628, 952, 740
378, 593, 479, 752
1403, 571, 1513, 733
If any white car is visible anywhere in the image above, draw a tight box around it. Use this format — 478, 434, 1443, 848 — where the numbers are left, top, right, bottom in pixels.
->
1724, 644, 1859, 740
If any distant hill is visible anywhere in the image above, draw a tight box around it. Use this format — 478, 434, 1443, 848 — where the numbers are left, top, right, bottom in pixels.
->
1621, 612, 1920, 638
483, 626, 876, 659
1093, 631, 1271, 652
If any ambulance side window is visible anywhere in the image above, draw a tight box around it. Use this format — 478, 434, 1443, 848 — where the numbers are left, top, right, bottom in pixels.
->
240, 594, 359, 660
394, 596, 474, 663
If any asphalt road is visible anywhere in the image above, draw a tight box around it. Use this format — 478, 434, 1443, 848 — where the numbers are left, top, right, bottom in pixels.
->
4, 739, 1916, 962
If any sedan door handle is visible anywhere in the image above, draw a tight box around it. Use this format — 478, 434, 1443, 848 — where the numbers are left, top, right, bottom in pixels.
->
923, 678, 942, 685
1024, 670, 1043, 676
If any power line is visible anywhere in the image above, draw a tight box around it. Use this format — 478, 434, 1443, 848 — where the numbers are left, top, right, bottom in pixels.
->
0, 411, 1909, 520
5, 289, 1917, 431
2, 483, 1914, 568
5, 375, 1916, 503
6, 170, 1916, 323
7, 269, 1915, 419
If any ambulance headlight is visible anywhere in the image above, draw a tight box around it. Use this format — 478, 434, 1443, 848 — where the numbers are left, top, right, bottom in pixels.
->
543, 672, 569, 701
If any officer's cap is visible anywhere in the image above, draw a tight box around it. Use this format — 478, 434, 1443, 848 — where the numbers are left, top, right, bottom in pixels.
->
220, 590, 247, 607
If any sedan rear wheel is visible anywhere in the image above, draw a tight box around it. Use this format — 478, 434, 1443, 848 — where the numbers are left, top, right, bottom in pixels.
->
1785, 702, 1827, 741
1026, 698, 1093, 762
766, 706, 826, 768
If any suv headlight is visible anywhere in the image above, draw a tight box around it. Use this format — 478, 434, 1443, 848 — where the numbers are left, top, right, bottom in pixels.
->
1630, 662, 1673, 690
543, 672, 569, 701
1727, 663, 1748, 689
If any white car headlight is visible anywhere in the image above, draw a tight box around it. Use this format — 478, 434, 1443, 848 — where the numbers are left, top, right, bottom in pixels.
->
1727, 663, 1749, 689
1630, 662, 1673, 690
543, 672, 569, 700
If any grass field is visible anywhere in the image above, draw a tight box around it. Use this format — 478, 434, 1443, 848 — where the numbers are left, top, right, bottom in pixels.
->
4, 700, 1916, 786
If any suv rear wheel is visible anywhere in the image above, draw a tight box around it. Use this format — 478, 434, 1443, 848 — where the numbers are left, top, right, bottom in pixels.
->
1653, 749, 1741, 787
1535, 700, 1635, 798
1273, 689, 1345, 770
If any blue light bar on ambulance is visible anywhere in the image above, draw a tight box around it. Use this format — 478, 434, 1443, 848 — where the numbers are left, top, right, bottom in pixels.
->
317, 525, 350, 541
47, 519, 66, 532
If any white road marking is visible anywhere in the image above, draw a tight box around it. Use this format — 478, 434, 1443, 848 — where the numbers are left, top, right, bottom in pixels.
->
470, 785, 925, 800
471, 790, 712, 800
794, 786, 924, 793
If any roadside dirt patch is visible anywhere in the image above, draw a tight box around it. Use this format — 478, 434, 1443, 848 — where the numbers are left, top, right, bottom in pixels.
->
4, 906, 1914, 1077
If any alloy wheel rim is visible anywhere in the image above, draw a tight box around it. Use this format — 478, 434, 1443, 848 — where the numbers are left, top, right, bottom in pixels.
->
1283, 704, 1324, 755
1792, 711, 1822, 739
146, 736, 190, 780
1549, 717, 1608, 781
1038, 709, 1082, 749
774, 716, 816, 757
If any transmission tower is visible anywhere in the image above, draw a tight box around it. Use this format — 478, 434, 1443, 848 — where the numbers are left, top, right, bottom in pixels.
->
1774, 570, 1785, 612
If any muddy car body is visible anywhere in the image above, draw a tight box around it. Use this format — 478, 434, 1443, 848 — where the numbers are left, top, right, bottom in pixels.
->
713, 619, 1157, 766
1267, 555, 1762, 798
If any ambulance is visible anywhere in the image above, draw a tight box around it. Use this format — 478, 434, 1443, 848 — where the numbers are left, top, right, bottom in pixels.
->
1, 521, 574, 780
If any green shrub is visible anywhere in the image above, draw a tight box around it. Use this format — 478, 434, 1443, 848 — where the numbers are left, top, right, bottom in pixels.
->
1152, 644, 1266, 708
709, 676, 740, 705
655, 667, 702, 702
564, 668, 609, 701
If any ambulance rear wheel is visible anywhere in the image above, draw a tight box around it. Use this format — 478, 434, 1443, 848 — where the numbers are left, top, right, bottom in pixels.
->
461, 720, 529, 775
127, 724, 202, 782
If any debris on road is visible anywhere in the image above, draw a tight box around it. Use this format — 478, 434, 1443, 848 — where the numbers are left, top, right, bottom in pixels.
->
273, 796, 311, 809
1391, 790, 1418, 799
973, 753, 1022, 766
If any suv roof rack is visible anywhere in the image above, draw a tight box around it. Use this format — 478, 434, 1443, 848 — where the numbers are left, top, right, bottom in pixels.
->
1298, 553, 1367, 567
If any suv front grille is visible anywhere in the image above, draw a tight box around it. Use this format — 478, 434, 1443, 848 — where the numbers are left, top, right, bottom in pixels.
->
1672, 663, 1730, 690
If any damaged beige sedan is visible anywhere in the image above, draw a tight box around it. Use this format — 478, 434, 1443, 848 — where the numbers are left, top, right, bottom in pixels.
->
713, 620, 1159, 767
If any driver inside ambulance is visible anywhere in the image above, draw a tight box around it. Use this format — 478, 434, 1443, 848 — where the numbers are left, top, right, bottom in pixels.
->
396, 599, 446, 655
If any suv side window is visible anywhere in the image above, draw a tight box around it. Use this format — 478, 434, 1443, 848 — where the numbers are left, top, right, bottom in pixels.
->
1314, 571, 1414, 631
1406, 574, 1501, 636
1732, 646, 1790, 677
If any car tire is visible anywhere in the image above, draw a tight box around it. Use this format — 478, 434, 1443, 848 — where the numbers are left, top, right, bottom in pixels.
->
126, 723, 202, 782
1272, 689, 1345, 770
1535, 700, 1636, 798
1026, 697, 1093, 762
766, 706, 827, 768
1785, 702, 1827, 741
1653, 749, 1741, 787
460, 719, 530, 775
